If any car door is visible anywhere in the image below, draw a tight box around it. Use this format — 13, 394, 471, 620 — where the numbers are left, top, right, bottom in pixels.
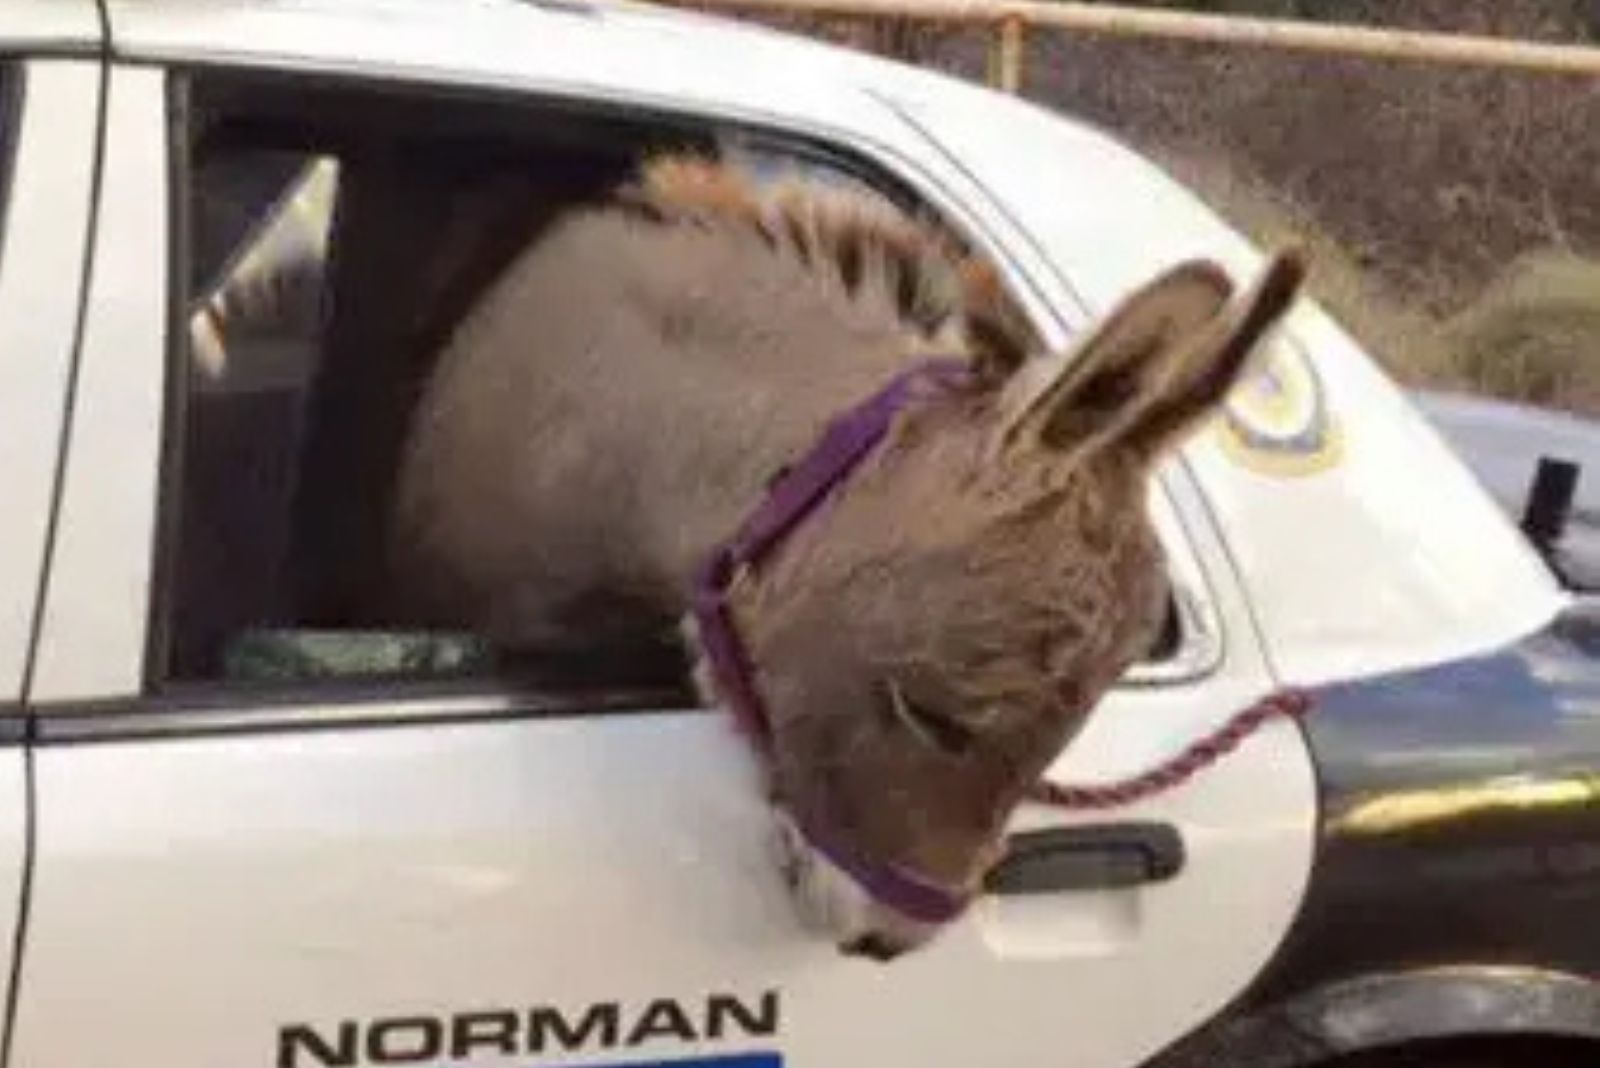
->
10, 59, 1318, 1068
0, 5, 104, 1055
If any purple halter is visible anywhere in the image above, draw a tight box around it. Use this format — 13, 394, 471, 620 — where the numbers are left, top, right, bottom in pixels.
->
690, 358, 975, 926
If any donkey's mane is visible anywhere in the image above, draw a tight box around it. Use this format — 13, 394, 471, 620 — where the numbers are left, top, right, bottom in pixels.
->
620, 153, 1038, 379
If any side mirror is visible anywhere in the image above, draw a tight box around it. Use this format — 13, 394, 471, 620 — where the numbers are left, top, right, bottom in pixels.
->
1521, 456, 1579, 555
1521, 455, 1587, 589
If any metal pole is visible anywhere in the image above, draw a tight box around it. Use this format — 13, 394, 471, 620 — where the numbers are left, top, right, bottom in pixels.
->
987, 14, 1025, 92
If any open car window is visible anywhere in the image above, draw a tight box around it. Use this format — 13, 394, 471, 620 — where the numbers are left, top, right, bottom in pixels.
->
156, 71, 1216, 705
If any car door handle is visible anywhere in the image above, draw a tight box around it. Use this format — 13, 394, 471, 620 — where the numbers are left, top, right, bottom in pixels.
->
983, 822, 1186, 895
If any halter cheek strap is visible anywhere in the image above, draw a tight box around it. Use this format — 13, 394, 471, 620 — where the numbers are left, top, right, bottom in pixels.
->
690, 358, 975, 925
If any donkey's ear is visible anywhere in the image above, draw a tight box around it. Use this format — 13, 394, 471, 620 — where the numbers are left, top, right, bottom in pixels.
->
999, 250, 1305, 460
1108, 249, 1306, 460
996, 259, 1235, 453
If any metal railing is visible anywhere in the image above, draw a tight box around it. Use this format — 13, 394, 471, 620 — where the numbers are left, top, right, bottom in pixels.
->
655, 0, 1600, 92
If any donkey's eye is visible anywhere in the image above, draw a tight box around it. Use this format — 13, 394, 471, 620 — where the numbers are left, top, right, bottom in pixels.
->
884, 680, 976, 757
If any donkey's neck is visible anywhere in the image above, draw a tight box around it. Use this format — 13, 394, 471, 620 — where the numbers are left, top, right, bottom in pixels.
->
572, 183, 995, 608
641, 328, 935, 603
389, 199, 972, 644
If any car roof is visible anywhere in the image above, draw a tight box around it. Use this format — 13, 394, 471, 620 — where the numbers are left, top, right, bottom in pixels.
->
101, 0, 941, 143
0, 0, 100, 53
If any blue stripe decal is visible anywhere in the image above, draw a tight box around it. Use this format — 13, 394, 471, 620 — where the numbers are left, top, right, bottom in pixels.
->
547, 1055, 780, 1068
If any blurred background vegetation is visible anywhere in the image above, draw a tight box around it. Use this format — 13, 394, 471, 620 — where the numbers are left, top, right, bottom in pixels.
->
707, 0, 1600, 416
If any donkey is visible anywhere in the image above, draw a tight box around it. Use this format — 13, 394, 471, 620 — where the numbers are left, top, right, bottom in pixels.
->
387, 153, 1306, 959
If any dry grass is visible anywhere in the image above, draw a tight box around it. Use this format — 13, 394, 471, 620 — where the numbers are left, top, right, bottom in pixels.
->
1442, 250, 1600, 414
1146, 147, 1461, 392
1143, 152, 1600, 418
1002, 8, 1600, 416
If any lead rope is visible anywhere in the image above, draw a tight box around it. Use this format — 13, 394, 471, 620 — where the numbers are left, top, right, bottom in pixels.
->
1025, 688, 1314, 810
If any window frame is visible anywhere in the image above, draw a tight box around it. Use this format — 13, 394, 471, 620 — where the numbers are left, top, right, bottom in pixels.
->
0, 58, 110, 714
0, 60, 30, 709
82, 61, 1226, 729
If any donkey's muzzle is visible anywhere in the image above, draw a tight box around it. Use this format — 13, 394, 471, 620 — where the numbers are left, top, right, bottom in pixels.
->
840, 932, 908, 963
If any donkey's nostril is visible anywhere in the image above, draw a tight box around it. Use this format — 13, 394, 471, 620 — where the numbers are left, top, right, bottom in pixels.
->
841, 933, 906, 963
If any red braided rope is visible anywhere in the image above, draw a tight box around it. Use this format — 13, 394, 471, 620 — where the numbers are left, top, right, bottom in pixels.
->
1026, 688, 1314, 810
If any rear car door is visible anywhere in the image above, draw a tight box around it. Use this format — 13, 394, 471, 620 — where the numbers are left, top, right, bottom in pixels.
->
0, 2, 104, 1052
10, 50, 1316, 1068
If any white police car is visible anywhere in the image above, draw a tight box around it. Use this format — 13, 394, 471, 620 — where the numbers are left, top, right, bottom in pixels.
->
0, 2, 1595, 1067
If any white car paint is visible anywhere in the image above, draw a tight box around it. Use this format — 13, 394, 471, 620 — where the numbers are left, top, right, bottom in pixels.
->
32, 66, 168, 703
0, 52, 99, 1055
0, 0, 98, 53
0, 60, 98, 702
0, 2, 1561, 1067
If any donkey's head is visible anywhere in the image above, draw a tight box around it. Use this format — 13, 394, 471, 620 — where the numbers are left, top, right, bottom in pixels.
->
705, 250, 1305, 959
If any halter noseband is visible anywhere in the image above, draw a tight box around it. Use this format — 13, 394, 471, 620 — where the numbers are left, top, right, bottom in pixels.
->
690, 358, 975, 926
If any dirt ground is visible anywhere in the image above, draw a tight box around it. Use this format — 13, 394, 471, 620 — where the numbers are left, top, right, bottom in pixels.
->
729, 3, 1600, 415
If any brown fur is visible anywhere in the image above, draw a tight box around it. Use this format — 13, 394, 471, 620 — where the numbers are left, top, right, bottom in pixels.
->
622, 153, 1038, 380
386, 150, 1304, 931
